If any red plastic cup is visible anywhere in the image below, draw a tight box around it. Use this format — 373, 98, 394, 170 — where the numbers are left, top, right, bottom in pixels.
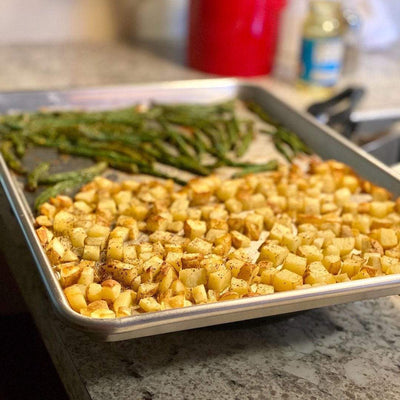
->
188, 0, 285, 77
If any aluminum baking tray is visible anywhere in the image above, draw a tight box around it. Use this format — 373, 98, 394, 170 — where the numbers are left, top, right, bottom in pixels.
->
1, 78, 400, 341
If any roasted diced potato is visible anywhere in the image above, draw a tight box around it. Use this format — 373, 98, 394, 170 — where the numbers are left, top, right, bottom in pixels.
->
186, 238, 213, 255
53, 211, 74, 234
230, 277, 249, 295
184, 219, 207, 239
304, 262, 336, 285
139, 297, 161, 312
208, 269, 232, 292
101, 279, 122, 302
231, 230, 251, 248
82, 244, 100, 261
297, 245, 323, 264
87, 283, 103, 302
258, 243, 289, 266
113, 290, 135, 313
244, 213, 264, 240
64, 284, 87, 312
179, 268, 207, 288
273, 269, 303, 292
283, 253, 307, 276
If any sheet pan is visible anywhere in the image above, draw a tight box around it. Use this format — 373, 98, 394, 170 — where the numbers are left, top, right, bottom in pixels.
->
1, 78, 399, 341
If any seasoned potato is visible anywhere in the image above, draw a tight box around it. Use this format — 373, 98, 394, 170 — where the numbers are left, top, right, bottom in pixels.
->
35, 159, 400, 318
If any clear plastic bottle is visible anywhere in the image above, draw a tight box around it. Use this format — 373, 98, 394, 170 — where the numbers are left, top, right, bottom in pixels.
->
299, 1, 346, 90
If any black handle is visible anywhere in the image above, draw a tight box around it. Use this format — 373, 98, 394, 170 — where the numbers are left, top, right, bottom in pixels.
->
307, 87, 365, 138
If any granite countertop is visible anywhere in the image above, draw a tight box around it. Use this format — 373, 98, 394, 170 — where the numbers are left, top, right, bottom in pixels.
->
1, 42, 400, 400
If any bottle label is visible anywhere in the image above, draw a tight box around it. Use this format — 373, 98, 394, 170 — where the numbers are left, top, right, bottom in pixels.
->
300, 37, 344, 86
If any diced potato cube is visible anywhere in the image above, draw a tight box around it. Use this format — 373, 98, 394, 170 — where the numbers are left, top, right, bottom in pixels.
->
87, 224, 110, 238
228, 214, 245, 232
46, 237, 65, 263
75, 189, 97, 203
258, 243, 289, 266
369, 201, 391, 218
171, 280, 186, 296
219, 291, 240, 301
208, 269, 232, 292
184, 219, 207, 240
81, 300, 109, 317
200, 255, 224, 275
283, 253, 307, 276
53, 211, 74, 234
109, 226, 130, 241
167, 294, 185, 309
335, 273, 350, 283
104, 260, 139, 286
113, 290, 135, 313
377, 228, 398, 249
231, 230, 251, 248
352, 215, 371, 234
230, 277, 249, 295
170, 198, 189, 221
386, 264, 400, 275
60, 265, 82, 287
116, 306, 132, 318
225, 198, 243, 213
36, 226, 54, 246
64, 285, 87, 312
216, 180, 240, 201
123, 244, 137, 263
340, 258, 362, 278
179, 268, 207, 288
351, 270, 371, 280
165, 252, 183, 272
273, 269, 303, 292
137, 282, 159, 298
330, 237, 355, 256
70, 227, 87, 248
167, 221, 184, 233
282, 234, 302, 253
87, 283, 103, 302
205, 229, 226, 243
298, 231, 317, 246
334, 187, 351, 206
304, 262, 336, 285
159, 266, 175, 293
303, 197, 320, 215
297, 245, 323, 264
101, 280, 122, 302
77, 266, 94, 286
253, 283, 274, 296
97, 199, 117, 214
143, 256, 163, 278
139, 297, 161, 312
186, 238, 213, 255
322, 255, 341, 274
213, 233, 232, 256
208, 219, 228, 231
237, 263, 259, 283
225, 259, 245, 278
82, 245, 100, 261
381, 255, 400, 273
192, 284, 208, 304
146, 215, 168, 232
107, 238, 124, 260
269, 223, 292, 242
244, 213, 264, 240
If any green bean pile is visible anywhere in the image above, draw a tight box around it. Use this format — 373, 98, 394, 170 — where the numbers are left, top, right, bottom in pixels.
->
0, 100, 311, 209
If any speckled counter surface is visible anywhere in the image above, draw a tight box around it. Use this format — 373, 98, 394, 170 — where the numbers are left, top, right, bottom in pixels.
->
1, 42, 400, 400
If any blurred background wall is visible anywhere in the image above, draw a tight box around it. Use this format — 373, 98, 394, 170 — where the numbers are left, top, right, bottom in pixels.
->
0, 0, 188, 43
